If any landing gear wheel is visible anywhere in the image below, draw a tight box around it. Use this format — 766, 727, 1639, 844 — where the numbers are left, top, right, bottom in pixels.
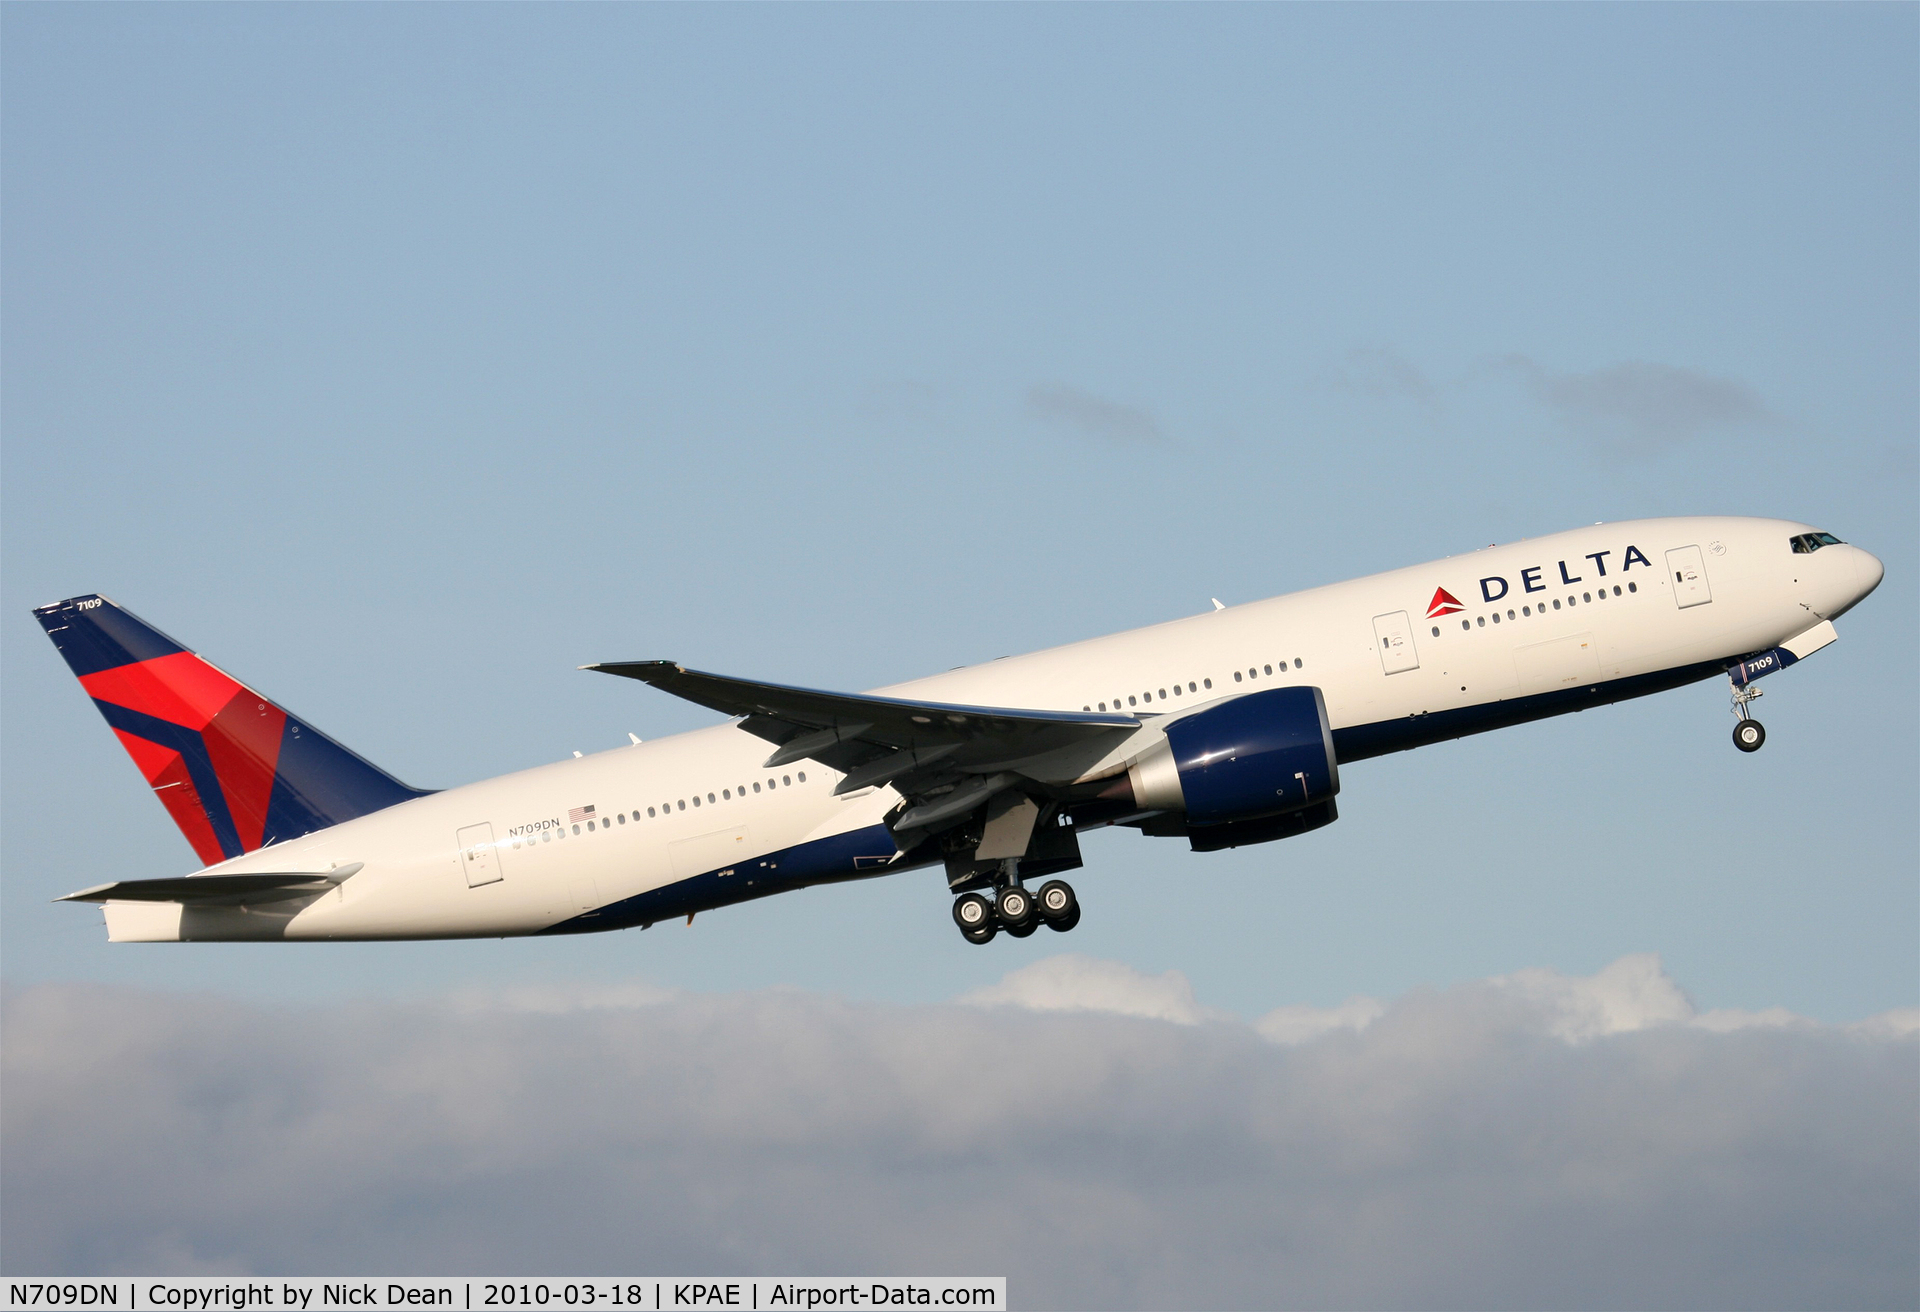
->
996, 885, 1034, 928
1733, 719, 1766, 753
1036, 880, 1077, 924
953, 893, 994, 934
1046, 903, 1081, 933
1003, 918, 1039, 938
961, 922, 997, 945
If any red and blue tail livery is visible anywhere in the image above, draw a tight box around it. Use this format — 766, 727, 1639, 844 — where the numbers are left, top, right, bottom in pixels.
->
33, 595, 431, 865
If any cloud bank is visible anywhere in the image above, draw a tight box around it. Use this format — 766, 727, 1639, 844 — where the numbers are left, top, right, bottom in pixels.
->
4, 956, 1914, 1309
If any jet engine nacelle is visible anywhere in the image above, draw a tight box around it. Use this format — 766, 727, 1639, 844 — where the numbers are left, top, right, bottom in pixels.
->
1127, 686, 1340, 827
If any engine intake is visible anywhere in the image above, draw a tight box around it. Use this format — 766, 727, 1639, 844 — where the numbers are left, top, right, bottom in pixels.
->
1128, 686, 1339, 826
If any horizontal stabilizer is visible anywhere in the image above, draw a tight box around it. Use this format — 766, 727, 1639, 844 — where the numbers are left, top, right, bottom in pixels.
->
60, 863, 362, 904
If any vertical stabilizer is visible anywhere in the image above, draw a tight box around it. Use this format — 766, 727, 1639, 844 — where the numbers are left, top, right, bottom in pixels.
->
33, 595, 431, 864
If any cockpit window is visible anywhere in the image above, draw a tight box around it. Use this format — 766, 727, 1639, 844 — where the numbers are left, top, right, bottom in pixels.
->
1790, 532, 1844, 554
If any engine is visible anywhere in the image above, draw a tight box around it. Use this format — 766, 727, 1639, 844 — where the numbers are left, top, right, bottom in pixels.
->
1125, 686, 1340, 839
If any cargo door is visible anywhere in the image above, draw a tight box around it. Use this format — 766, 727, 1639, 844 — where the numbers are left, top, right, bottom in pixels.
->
1513, 632, 1600, 696
1371, 611, 1419, 675
670, 826, 751, 881
456, 822, 503, 888
1666, 545, 1712, 609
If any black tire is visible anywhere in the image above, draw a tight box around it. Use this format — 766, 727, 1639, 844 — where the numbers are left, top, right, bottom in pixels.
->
962, 921, 997, 945
1004, 918, 1039, 938
953, 893, 994, 932
1036, 880, 1077, 923
1046, 903, 1082, 933
996, 885, 1034, 927
1733, 719, 1766, 753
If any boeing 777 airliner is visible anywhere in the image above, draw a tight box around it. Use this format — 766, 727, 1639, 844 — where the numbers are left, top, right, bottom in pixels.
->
34, 516, 1882, 944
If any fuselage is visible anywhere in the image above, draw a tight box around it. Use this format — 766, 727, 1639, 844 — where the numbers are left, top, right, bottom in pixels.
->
100, 516, 1883, 942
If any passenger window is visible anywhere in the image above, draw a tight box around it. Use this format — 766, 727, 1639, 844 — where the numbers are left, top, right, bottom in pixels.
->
648, 807, 656, 817
1553, 599, 1561, 610
1612, 585, 1621, 596
753, 782, 761, 792
1233, 672, 1242, 683
692, 796, 700, 807
1461, 620, 1470, 630
798, 771, 806, 782
1477, 616, 1485, 627
1129, 694, 1138, 704
1172, 686, 1182, 696
1098, 702, 1106, 712
586, 820, 595, 831
1507, 610, 1515, 620
1628, 582, 1637, 593
1188, 682, 1197, 692
1248, 668, 1257, 679
1432, 626, 1440, 637
1294, 659, 1302, 668
707, 792, 716, 804
678, 800, 686, 810
1523, 606, 1530, 616
572, 824, 581, 835
542, 831, 551, 842
1263, 665, 1272, 676
1204, 678, 1212, 689
1491, 614, 1500, 624
782, 775, 791, 786
1158, 688, 1166, 699
1583, 592, 1591, 603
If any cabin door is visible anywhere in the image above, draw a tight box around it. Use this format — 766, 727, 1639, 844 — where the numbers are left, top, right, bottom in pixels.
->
1372, 611, 1420, 674
1666, 545, 1713, 609
457, 822, 503, 888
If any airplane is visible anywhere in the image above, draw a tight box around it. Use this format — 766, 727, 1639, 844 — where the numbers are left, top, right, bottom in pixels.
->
33, 515, 1883, 945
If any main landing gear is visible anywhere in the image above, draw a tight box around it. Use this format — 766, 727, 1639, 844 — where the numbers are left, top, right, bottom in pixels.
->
1730, 681, 1766, 753
952, 878, 1080, 945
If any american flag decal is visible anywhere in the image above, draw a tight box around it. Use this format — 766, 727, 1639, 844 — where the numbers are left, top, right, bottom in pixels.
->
569, 805, 596, 823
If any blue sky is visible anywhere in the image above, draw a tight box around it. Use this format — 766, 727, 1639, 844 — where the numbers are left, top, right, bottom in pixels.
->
4, 6, 1913, 1017
5, 6, 1916, 1294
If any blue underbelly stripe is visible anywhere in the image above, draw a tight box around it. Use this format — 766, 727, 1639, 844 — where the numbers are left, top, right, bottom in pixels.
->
539, 822, 903, 935
1331, 658, 1726, 761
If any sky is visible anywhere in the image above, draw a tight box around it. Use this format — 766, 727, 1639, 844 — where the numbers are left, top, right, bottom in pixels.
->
2, 3, 1915, 1297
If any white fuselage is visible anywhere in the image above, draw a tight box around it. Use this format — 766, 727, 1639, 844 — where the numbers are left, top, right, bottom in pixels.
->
104, 516, 1881, 942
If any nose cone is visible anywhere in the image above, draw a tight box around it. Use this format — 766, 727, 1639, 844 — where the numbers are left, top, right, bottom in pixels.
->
1855, 547, 1885, 601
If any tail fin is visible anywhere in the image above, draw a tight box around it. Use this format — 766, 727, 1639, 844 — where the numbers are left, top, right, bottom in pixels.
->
33, 594, 431, 865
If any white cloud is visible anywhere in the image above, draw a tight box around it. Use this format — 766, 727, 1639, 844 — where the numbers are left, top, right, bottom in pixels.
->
3, 959, 1914, 1309
960, 953, 1222, 1025
1253, 994, 1386, 1044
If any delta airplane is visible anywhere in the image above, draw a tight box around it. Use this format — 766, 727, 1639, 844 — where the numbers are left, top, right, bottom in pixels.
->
35, 516, 1882, 945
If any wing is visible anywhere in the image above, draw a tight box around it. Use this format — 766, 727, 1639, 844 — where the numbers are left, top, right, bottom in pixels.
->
585, 661, 1142, 840
59, 863, 363, 905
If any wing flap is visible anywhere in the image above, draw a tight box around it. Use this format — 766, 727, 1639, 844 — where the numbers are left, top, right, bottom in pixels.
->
586, 661, 1145, 839
586, 661, 1136, 763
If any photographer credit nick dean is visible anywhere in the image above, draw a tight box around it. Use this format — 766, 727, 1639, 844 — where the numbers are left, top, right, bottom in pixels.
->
35, 516, 1881, 946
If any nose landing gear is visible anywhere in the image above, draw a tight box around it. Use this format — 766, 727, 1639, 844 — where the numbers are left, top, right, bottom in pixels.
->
1730, 681, 1766, 753
952, 873, 1081, 944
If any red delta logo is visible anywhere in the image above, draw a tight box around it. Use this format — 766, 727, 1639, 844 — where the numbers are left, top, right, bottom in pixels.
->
1427, 587, 1465, 619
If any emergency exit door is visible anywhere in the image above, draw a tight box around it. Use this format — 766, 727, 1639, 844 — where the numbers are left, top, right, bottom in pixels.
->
1372, 611, 1420, 674
1666, 545, 1713, 609
457, 822, 503, 887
